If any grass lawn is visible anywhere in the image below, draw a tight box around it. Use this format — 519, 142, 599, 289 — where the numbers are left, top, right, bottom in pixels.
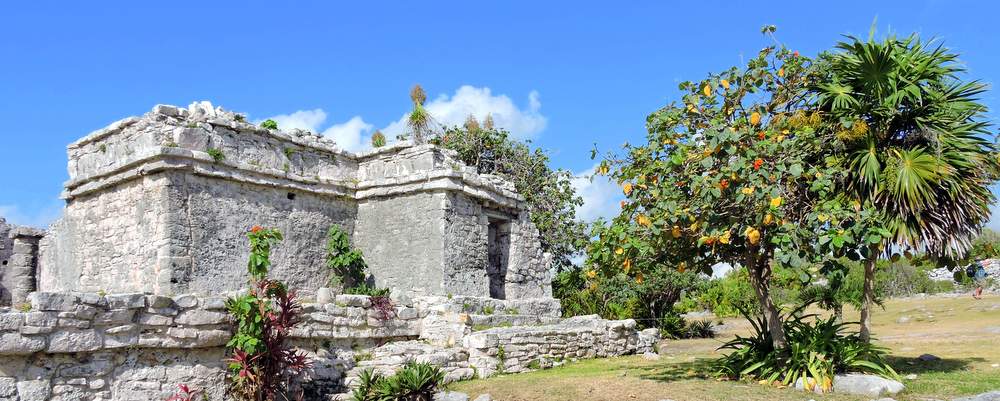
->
450, 293, 1000, 401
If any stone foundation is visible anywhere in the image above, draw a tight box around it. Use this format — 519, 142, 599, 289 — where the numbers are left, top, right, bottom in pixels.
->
0, 292, 654, 401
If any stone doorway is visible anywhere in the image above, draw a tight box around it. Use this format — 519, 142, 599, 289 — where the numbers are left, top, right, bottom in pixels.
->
487, 218, 510, 299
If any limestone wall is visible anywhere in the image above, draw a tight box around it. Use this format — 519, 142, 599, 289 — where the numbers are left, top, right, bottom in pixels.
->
353, 192, 447, 298
0, 291, 653, 401
0, 219, 14, 305
463, 315, 658, 376
443, 193, 490, 297
0, 292, 423, 401
40, 102, 552, 299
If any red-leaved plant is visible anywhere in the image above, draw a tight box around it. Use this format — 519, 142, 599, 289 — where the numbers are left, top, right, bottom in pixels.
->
166, 384, 203, 401
226, 226, 310, 401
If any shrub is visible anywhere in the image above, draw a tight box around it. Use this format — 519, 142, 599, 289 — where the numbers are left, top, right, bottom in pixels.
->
715, 306, 897, 393
345, 284, 395, 321
225, 226, 310, 401
165, 384, 204, 401
207, 148, 225, 163
553, 265, 703, 337
326, 225, 367, 288
260, 119, 279, 130
350, 361, 445, 401
684, 320, 716, 339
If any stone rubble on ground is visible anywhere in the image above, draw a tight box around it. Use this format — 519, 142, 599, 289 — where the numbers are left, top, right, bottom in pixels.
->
796, 374, 905, 397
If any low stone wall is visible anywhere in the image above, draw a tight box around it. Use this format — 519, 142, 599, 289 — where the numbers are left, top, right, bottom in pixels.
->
0, 292, 422, 401
0, 292, 652, 400
463, 315, 657, 376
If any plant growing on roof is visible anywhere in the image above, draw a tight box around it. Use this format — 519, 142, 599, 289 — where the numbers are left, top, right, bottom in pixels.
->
260, 119, 279, 130
407, 84, 433, 144
370, 130, 386, 148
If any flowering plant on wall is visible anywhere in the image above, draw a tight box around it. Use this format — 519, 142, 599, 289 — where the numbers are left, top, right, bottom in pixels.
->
225, 226, 309, 401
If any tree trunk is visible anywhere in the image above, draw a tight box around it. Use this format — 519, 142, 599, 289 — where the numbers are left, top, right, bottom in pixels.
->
833, 304, 843, 323
746, 254, 787, 349
859, 251, 877, 342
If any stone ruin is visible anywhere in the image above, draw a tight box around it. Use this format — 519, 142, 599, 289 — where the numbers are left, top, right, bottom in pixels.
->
0, 102, 656, 401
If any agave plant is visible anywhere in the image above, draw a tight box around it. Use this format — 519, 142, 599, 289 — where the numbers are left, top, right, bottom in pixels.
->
715, 304, 896, 393
351, 362, 445, 401
815, 29, 998, 340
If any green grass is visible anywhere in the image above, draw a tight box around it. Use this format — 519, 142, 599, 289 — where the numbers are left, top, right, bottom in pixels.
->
450, 294, 1000, 401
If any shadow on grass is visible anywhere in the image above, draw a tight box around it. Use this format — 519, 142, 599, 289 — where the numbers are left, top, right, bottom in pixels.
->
631, 358, 719, 383
887, 355, 986, 375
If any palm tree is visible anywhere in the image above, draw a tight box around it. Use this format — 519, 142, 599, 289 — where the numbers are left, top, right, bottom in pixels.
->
815, 31, 998, 341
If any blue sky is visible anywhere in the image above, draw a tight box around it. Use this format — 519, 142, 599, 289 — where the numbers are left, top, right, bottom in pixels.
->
2, 1, 999, 228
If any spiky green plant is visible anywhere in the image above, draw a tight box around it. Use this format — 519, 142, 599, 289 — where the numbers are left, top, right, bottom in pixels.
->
350, 362, 445, 401
371, 130, 386, 148
815, 29, 998, 340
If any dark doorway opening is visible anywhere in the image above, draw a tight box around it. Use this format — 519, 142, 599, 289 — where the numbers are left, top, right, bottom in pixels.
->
487, 218, 511, 299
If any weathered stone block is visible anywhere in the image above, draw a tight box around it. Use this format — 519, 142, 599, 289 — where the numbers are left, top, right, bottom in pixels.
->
28, 292, 79, 311
174, 310, 228, 326
107, 293, 146, 309
16, 380, 51, 401
46, 329, 101, 353
174, 294, 199, 309
0, 332, 46, 354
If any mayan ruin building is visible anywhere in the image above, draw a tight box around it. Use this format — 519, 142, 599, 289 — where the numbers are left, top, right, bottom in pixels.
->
0, 102, 655, 401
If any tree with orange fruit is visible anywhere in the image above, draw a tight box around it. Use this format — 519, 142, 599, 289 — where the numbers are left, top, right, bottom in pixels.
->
588, 40, 843, 348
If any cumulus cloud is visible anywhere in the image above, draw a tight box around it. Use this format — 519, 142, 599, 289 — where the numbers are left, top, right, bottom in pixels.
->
0, 202, 63, 229
321, 116, 373, 154
381, 86, 547, 140
571, 164, 622, 222
261, 109, 327, 132
258, 110, 373, 153
261, 86, 546, 153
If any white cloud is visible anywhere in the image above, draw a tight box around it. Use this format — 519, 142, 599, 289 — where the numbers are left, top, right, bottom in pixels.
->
571, 164, 622, 222
258, 110, 373, 153
382, 86, 547, 140
320, 116, 373, 154
0, 202, 63, 229
261, 86, 547, 153
261, 109, 327, 132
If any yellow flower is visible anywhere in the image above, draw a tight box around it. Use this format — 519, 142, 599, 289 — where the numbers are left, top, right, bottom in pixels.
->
763, 213, 774, 225
671, 225, 682, 238
677, 262, 687, 272
636, 214, 652, 227
778, 67, 785, 77
741, 186, 754, 195
750, 112, 761, 126
635, 272, 644, 284
585, 270, 597, 279
688, 221, 699, 232
721, 79, 730, 89
815, 172, 823, 179
770, 196, 782, 208
615, 247, 624, 255
744, 227, 761, 245
703, 84, 712, 97
623, 258, 632, 273
775, 134, 785, 142
622, 182, 633, 196
817, 214, 829, 222
686, 104, 698, 113
719, 230, 731, 244
598, 164, 609, 175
